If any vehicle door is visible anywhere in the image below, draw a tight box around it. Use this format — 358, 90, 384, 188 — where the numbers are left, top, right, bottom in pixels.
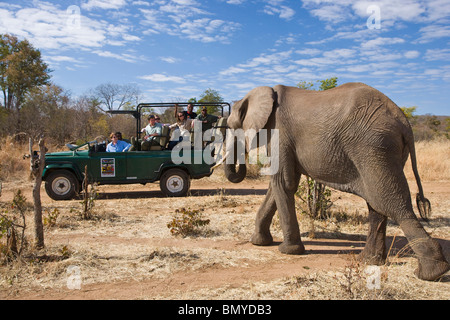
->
88, 151, 127, 182
125, 150, 168, 181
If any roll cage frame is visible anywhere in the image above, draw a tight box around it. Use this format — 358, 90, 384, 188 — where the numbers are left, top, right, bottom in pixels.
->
106, 102, 231, 140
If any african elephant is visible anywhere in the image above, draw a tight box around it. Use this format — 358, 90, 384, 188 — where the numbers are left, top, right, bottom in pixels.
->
224, 83, 449, 281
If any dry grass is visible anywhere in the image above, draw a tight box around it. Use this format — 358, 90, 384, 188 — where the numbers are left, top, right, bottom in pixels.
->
0, 137, 30, 181
156, 259, 450, 300
404, 138, 450, 181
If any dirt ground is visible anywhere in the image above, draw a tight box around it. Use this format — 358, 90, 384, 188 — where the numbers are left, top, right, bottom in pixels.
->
0, 173, 449, 300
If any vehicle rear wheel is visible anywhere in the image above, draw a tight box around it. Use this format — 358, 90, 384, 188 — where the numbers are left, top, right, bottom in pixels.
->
160, 169, 190, 197
45, 170, 79, 201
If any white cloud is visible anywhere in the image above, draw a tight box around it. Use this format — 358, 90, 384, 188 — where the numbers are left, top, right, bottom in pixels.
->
416, 24, 450, 43
139, 2, 241, 43
45, 55, 81, 63
360, 37, 405, 50
296, 48, 322, 56
264, 4, 295, 20
178, 18, 240, 43
301, 0, 450, 28
139, 74, 187, 83
220, 66, 247, 76
425, 48, 450, 61
0, 1, 141, 53
352, 0, 426, 22
172, 0, 200, 5
309, 4, 352, 23
238, 50, 293, 68
132, 1, 150, 6
92, 50, 145, 63
82, 0, 128, 11
323, 48, 356, 58
404, 50, 420, 59
160, 56, 180, 64
425, 0, 450, 21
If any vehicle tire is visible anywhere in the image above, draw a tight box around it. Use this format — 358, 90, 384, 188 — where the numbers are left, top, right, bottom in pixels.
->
160, 169, 190, 197
45, 170, 79, 201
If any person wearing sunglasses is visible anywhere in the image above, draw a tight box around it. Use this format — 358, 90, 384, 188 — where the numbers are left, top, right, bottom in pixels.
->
167, 112, 193, 149
106, 132, 132, 152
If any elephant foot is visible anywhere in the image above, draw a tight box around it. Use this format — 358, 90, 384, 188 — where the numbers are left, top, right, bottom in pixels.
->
251, 232, 273, 246
415, 258, 450, 281
278, 242, 305, 255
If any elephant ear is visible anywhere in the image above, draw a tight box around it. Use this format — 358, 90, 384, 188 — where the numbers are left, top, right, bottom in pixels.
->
230, 86, 275, 132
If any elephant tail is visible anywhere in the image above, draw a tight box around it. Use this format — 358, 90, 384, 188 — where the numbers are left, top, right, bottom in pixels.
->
405, 128, 431, 222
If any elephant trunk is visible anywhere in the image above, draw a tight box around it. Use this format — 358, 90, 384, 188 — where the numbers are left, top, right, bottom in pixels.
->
224, 162, 246, 183
223, 136, 247, 183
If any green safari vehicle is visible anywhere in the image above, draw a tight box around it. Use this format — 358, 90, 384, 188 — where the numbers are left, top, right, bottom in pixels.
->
42, 102, 230, 200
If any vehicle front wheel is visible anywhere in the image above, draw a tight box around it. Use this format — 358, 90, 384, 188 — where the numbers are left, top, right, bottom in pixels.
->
45, 170, 79, 201
160, 169, 190, 197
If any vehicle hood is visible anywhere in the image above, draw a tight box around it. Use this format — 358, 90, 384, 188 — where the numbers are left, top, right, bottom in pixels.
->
46, 150, 88, 157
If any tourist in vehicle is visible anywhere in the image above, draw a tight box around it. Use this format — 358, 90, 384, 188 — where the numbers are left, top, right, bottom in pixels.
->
155, 116, 162, 125
195, 107, 220, 131
170, 113, 193, 133
167, 112, 193, 149
174, 103, 197, 120
106, 132, 132, 152
141, 115, 162, 150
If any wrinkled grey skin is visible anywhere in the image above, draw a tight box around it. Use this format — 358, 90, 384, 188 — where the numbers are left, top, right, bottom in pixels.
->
226, 83, 449, 281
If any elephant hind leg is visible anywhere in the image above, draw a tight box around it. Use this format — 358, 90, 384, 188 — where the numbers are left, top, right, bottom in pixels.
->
399, 218, 449, 281
359, 204, 387, 265
363, 168, 449, 280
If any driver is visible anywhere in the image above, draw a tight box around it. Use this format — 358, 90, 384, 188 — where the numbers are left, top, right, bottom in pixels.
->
106, 132, 132, 152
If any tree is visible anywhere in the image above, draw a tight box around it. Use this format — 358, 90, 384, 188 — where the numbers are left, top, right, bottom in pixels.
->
198, 88, 223, 115
92, 83, 141, 112
400, 106, 417, 125
21, 84, 72, 144
425, 114, 441, 132
296, 77, 338, 91
318, 77, 338, 91
0, 34, 51, 111
297, 81, 314, 90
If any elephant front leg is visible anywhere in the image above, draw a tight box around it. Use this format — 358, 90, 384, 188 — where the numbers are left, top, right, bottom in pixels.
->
359, 204, 387, 265
251, 183, 276, 246
272, 176, 305, 255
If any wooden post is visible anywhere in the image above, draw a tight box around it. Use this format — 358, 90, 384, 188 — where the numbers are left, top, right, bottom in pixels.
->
84, 165, 88, 217
30, 137, 45, 249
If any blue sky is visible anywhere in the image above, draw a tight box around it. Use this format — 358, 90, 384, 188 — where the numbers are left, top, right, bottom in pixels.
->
1, 0, 449, 115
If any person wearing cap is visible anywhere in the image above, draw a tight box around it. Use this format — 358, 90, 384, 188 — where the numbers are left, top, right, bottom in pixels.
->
141, 115, 162, 150
195, 107, 219, 132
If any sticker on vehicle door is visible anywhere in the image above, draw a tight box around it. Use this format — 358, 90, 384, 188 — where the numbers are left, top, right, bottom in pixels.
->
101, 158, 115, 177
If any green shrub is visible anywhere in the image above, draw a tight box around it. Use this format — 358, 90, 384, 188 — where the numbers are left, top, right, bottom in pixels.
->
167, 208, 210, 237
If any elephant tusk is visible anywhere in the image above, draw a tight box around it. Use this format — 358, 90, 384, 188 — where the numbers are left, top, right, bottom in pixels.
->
211, 151, 229, 170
